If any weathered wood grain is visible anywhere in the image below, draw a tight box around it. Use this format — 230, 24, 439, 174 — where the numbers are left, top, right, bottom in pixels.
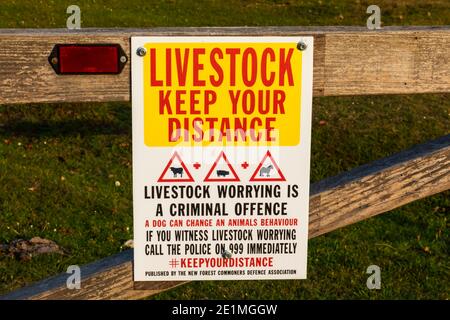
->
0, 26, 449, 104
2, 135, 448, 300
308, 134, 450, 238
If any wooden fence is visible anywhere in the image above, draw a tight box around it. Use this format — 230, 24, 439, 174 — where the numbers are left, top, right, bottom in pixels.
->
0, 26, 449, 300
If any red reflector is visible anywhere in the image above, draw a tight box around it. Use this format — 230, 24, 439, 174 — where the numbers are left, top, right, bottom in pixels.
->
49, 44, 127, 75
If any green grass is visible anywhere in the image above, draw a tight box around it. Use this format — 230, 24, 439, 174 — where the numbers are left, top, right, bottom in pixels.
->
0, 0, 449, 299
0, 0, 449, 28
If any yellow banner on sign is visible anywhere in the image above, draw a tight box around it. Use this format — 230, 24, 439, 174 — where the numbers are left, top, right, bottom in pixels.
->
143, 42, 302, 147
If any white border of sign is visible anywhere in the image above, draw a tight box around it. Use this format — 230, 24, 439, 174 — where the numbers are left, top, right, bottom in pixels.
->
132, 36, 313, 281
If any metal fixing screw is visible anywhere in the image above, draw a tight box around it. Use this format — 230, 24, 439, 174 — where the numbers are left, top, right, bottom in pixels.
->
136, 47, 147, 57
120, 55, 128, 63
297, 41, 307, 51
51, 57, 58, 65
221, 250, 232, 259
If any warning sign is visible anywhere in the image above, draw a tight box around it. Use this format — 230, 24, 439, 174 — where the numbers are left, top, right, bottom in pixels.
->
250, 150, 286, 182
132, 36, 313, 281
204, 151, 240, 182
158, 152, 195, 182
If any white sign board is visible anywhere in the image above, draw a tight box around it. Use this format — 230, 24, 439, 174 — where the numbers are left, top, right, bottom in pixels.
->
132, 37, 313, 281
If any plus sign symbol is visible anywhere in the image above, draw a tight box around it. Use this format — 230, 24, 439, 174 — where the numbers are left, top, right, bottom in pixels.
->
241, 162, 249, 169
193, 162, 201, 169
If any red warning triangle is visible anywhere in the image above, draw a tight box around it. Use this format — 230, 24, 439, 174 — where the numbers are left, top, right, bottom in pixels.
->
158, 152, 194, 182
204, 151, 240, 182
250, 150, 286, 182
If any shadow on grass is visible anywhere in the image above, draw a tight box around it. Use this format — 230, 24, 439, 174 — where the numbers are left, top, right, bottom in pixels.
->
0, 119, 130, 138
0, 102, 132, 138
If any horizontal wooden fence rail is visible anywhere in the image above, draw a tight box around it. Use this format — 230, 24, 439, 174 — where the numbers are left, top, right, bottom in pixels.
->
2, 134, 448, 300
0, 26, 449, 105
